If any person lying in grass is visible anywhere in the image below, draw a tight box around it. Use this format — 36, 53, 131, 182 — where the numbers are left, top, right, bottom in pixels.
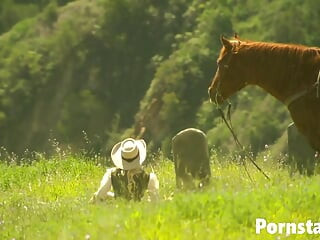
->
90, 138, 159, 203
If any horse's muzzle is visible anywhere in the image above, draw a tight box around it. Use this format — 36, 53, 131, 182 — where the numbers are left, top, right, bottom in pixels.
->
208, 87, 223, 104
208, 87, 214, 103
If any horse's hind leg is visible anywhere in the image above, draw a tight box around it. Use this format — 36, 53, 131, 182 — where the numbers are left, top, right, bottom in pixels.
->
198, 165, 211, 187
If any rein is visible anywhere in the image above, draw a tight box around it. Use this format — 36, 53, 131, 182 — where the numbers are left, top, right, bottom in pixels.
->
216, 101, 270, 181
213, 48, 270, 181
285, 69, 320, 106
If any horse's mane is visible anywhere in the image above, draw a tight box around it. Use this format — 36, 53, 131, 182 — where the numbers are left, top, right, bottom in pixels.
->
239, 40, 320, 60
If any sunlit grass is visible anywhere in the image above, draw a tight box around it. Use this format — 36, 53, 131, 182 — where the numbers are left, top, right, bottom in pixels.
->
1, 153, 320, 239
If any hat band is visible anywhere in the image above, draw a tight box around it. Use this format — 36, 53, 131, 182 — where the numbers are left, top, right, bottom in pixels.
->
122, 152, 139, 162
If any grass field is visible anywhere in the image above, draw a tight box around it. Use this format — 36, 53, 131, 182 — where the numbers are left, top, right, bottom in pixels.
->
1, 151, 320, 240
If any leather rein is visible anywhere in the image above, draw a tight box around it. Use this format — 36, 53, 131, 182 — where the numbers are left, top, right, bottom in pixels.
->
213, 54, 271, 181
213, 59, 320, 180
284, 69, 320, 107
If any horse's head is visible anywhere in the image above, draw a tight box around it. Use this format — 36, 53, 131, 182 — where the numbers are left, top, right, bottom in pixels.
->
208, 36, 247, 104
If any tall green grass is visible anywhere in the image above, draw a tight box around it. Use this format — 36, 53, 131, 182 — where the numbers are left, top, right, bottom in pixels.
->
1, 153, 320, 239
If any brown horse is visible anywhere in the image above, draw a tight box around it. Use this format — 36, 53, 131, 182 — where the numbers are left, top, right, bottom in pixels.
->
208, 36, 320, 151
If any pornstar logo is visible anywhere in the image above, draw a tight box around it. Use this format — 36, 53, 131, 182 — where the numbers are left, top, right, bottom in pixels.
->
256, 218, 320, 235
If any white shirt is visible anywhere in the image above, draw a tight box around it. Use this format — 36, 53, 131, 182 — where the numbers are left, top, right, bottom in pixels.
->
92, 167, 159, 202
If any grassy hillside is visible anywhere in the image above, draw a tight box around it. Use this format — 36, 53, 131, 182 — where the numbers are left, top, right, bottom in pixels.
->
1, 154, 320, 239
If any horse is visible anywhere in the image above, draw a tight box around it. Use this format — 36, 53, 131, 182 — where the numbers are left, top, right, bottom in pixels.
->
172, 128, 211, 189
208, 36, 320, 152
287, 122, 316, 175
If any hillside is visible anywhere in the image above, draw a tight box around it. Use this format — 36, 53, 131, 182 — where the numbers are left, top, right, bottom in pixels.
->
0, 0, 319, 157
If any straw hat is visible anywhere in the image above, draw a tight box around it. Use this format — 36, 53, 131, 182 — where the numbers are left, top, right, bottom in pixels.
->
111, 138, 147, 170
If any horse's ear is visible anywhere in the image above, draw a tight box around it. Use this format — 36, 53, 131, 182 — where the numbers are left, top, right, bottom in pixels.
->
220, 35, 232, 50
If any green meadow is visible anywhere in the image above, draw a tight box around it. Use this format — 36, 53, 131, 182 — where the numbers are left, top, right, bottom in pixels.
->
0, 1, 319, 239
1, 152, 320, 240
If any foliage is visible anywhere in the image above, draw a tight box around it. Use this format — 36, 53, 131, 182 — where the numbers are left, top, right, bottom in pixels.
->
130, 0, 319, 156
0, 0, 319, 156
204, 88, 290, 155
0, 0, 75, 34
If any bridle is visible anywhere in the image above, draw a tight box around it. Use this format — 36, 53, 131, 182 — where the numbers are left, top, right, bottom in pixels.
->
210, 41, 319, 181
211, 48, 271, 181
213, 51, 233, 104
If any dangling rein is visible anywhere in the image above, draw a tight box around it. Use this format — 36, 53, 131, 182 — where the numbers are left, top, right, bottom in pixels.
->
284, 69, 320, 106
216, 102, 271, 181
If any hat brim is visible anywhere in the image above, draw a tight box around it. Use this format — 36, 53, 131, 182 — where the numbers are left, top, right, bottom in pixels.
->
111, 139, 147, 170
